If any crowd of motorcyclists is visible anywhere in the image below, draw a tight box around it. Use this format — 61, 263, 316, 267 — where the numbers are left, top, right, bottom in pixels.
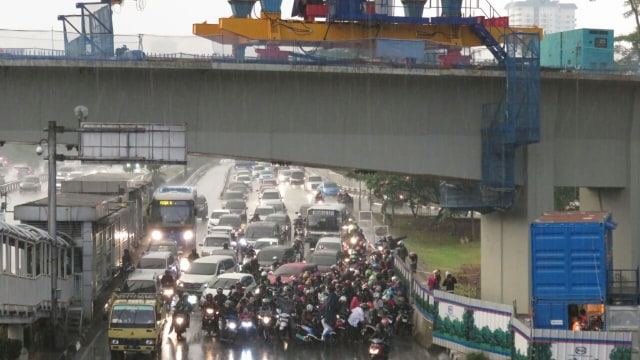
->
160, 223, 413, 358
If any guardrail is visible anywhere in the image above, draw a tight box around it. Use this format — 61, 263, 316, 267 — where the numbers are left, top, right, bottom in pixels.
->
0, 174, 48, 194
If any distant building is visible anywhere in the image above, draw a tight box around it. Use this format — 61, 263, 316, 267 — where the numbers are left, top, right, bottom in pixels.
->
504, 0, 577, 34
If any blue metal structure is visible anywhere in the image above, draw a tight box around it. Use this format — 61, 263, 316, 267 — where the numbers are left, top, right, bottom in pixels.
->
58, 2, 114, 58
440, 32, 540, 212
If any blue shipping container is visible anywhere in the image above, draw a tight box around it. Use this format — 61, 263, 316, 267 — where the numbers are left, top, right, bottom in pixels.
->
530, 212, 616, 301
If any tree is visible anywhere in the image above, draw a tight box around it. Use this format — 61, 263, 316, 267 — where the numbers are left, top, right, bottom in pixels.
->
617, 1, 640, 65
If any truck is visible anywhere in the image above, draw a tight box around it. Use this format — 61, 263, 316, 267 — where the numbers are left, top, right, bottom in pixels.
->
107, 293, 166, 359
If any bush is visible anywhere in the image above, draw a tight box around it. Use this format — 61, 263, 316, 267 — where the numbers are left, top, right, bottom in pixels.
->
0, 337, 23, 360
466, 352, 490, 360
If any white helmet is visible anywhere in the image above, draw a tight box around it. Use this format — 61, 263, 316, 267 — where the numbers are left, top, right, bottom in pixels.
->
261, 271, 268, 277
339, 296, 347, 303
397, 240, 404, 246
306, 304, 314, 312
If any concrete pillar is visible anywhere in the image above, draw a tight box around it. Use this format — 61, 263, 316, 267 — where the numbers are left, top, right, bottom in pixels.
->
480, 143, 554, 314
81, 221, 94, 321
579, 89, 640, 273
580, 188, 637, 271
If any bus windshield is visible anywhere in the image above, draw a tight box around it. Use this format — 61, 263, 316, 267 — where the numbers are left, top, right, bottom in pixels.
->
149, 201, 194, 226
307, 210, 340, 232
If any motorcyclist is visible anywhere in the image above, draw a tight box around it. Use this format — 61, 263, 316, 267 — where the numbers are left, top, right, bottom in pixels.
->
170, 293, 193, 334
315, 190, 324, 203
293, 237, 304, 261
188, 248, 200, 262
250, 212, 261, 223
294, 213, 304, 229
201, 293, 217, 330
271, 256, 282, 271
160, 269, 175, 288
213, 287, 228, 308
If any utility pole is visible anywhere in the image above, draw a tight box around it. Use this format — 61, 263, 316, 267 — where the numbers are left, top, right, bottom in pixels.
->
47, 120, 59, 349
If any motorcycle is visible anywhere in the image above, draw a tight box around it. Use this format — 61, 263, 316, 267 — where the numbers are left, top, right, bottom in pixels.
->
257, 308, 275, 342
276, 308, 291, 340
218, 314, 239, 343
162, 285, 176, 309
332, 314, 347, 344
293, 237, 305, 261
239, 311, 257, 337
295, 317, 337, 345
202, 306, 217, 336
395, 308, 413, 335
369, 338, 390, 359
172, 312, 189, 341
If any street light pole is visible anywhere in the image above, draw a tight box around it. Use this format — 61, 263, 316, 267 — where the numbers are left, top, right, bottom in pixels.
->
47, 120, 59, 349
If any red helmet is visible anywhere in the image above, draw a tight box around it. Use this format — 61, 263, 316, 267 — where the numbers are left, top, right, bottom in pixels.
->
344, 280, 351, 287
367, 301, 374, 309
381, 317, 389, 325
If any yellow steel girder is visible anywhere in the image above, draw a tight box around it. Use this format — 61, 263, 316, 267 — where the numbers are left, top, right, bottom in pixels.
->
193, 17, 543, 47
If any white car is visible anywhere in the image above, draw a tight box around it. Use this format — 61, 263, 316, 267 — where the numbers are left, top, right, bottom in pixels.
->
199, 232, 234, 257
176, 255, 237, 294
306, 175, 323, 192
253, 237, 280, 256
200, 272, 258, 303
260, 188, 283, 207
208, 209, 230, 230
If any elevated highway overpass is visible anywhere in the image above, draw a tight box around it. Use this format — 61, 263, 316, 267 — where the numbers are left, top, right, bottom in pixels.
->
1, 59, 639, 312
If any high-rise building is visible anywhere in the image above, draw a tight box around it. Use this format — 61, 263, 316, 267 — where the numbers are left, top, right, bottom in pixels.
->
504, 0, 577, 34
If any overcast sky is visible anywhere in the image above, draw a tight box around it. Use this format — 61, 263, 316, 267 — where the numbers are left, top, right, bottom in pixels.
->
0, 0, 635, 36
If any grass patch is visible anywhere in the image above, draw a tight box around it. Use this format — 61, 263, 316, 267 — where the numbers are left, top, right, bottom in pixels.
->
379, 214, 481, 297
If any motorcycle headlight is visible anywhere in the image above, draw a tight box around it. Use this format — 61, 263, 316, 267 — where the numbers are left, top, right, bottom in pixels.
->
151, 230, 162, 241
175, 317, 184, 325
206, 308, 214, 314
378, 246, 383, 252
350, 237, 358, 245
262, 316, 271, 325
370, 348, 379, 355
180, 258, 190, 271
187, 295, 198, 305
144, 339, 155, 345
239, 238, 247, 246
183, 230, 194, 241
111, 339, 119, 345
163, 288, 174, 297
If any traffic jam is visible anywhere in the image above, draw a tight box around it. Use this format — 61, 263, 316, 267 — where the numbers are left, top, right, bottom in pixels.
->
106, 161, 412, 360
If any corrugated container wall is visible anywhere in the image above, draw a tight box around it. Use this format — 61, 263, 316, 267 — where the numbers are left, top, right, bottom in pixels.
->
530, 212, 615, 301
540, 28, 614, 70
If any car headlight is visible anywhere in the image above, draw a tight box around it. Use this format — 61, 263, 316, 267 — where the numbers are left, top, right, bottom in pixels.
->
144, 339, 155, 345
183, 230, 194, 241
176, 280, 183, 287
151, 230, 162, 241
111, 339, 120, 345
242, 320, 253, 328
228, 321, 237, 330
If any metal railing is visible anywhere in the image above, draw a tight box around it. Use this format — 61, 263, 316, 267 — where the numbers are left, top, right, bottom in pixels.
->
0, 174, 48, 194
